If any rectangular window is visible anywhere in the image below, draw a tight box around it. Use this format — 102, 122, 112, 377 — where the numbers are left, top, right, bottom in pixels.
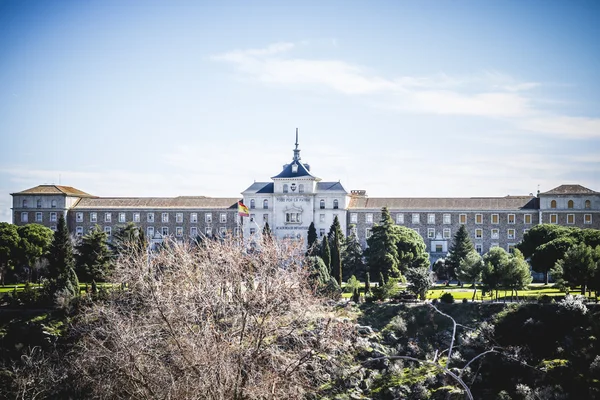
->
507, 229, 516, 239
250, 213, 255, 221
428, 214, 435, 224
567, 214, 575, 224
320, 214, 325, 223
76, 226, 83, 236
249, 228, 255, 235
443, 228, 451, 239
205, 227, 212, 236
147, 226, 154, 238
205, 213, 212, 223
285, 212, 301, 223
190, 226, 198, 237
435, 244, 443, 253
118, 212, 126, 223
366, 228, 372, 238
162, 213, 169, 223
584, 214, 592, 224
133, 213, 140, 222
396, 213, 404, 224
176, 213, 183, 223
475, 244, 483, 254
50, 225, 56, 231
524, 214, 532, 224
35, 212, 42, 222
443, 214, 451, 224
508, 214, 515, 224
162, 227, 169, 236
219, 227, 227, 237
475, 214, 483, 224
190, 213, 198, 223
550, 214, 558, 224
319, 228, 325, 237
263, 214, 268, 222
491, 214, 499, 224
91, 212, 97, 223
475, 228, 483, 239
412, 213, 420, 224
491, 229, 499, 239
220, 213, 227, 223
105, 213, 111, 222
147, 213, 154, 223
21, 212, 28, 222
76, 212, 83, 222
350, 213, 358, 223
459, 214, 467, 224
427, 228, 435, 238
366, 213, 373, 223
176, 227, 183, 237
104, 226, 111, 236
50, 212, 57, 222
508, 244, 515, 254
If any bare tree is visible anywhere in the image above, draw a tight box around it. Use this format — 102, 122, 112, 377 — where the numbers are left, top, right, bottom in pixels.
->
66, 237, 351, 399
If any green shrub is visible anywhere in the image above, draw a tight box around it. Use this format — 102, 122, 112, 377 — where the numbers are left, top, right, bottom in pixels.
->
440, 292, 455, 304
345, 275, 360, 294
373, 277, 400, 301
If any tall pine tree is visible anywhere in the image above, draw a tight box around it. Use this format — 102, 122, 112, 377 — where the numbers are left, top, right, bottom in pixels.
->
76, 226, 112, 282
445, 225, 475, 282
342, 231, 365, 281
47, 214, 79, 297
307, 222, 318, 256
262, 222, 273, 242
330, 227, 342, 285
365, 207, 402, 281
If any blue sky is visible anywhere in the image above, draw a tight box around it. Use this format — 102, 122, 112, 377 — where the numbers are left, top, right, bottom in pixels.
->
1, 0, 599, 222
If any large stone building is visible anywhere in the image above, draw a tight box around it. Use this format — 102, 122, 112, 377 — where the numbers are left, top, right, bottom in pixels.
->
10, 134, 600, 263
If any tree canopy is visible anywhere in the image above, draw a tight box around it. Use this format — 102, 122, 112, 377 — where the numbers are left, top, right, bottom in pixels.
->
365, 208, 402, 281
75, 226, 112, 282
456, 250, 484, 300
445, 225, 475, 282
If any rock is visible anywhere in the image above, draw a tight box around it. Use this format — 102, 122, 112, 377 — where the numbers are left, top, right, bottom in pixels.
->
383, 331, 399, 345
356, 325, 374, 336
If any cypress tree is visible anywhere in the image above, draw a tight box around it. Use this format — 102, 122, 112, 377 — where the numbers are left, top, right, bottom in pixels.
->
262, 222, 273, 241
321, 235, 331, 271
446, 225, 475, 282
47, 214, 79, 297
331, 228, 342, 285
328, 215, 345, 247
307, 222, 318, 255
365, 272, 371, 295
342, 231, 365, 281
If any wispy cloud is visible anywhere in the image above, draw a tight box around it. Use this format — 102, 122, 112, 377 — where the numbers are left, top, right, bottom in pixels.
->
211, 42, 600, 138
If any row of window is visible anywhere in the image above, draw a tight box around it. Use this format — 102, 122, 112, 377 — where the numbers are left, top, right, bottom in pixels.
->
247, 198, 340, 210
548, 213, 593, 224
75, 212, 229, 224
75, 226, 231, 238
26, 212, 60, 223
550, 199, 592, 209
21, 199, 58, 208
355, 212, 535, 225
363, 227, 528, 241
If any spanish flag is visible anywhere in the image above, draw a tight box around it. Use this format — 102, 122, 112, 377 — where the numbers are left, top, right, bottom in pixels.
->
238, 201, 250, 217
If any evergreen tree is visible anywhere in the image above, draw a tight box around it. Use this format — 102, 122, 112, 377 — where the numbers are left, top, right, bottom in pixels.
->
482, 247, 510, 300
16, 224, 54, 282
342, 231, 365, 281
328, 215, 345, 247
330, 228, 342, 285
111, 222, 146, 257
552, 243, 597, 295
405, 267, 434, 300
365, 272, 371, 295
320, 235, 331, 270
503, 249, 532, 299
307, 222, 318, 255
262, 222, 273, 242
456, 250, 484, 300
445, 225, 475, 282
75, 226, 113, 282
0, 222, 20, 286
47, 214, 79, 298
365, 207, 402, 281
396, 225, 430, 272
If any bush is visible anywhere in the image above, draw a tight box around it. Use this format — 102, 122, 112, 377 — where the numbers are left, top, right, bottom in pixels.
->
462, 298, 468, 303
391, 290, 417, 302
538, 294, 554, 304
440, 292, 455, 304
372, 277, 400, 301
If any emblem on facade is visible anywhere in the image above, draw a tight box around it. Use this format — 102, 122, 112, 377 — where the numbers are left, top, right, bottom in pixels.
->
290, 183, 297, 192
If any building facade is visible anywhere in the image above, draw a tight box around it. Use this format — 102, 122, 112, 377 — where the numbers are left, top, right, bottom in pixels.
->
10, 135, 600, 263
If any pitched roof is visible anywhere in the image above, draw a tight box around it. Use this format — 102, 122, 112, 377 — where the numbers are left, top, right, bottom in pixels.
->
271, 161, 320, 180
73, 197, 240, 209
316, 182, 347, 192
12, 185, 94, 197
540, 184, 598, 195
242, 182, 274, 194
348, 196, 538, 211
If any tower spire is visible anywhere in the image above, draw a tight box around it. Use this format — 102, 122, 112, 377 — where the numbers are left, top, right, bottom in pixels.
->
293, 128, 301, 162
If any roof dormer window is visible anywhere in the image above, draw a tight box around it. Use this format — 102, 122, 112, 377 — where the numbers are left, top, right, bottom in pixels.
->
292, 163, 298, 173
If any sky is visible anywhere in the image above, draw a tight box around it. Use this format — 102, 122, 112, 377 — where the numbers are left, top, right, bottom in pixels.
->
0, 0, 599, 222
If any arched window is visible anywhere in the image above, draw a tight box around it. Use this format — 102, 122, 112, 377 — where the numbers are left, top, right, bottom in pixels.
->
250, 199, 255, 209
550, 200, 557, 209
333, 199, 339, 209
283, 184, 289, 193
298, 184, 304, 193
22, 199, 27, 208
320, 199, 325, 209
568, 200, 574, 209
263, 199, 268, 209
585, 200, 591, 209
51, 200, 57, 208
